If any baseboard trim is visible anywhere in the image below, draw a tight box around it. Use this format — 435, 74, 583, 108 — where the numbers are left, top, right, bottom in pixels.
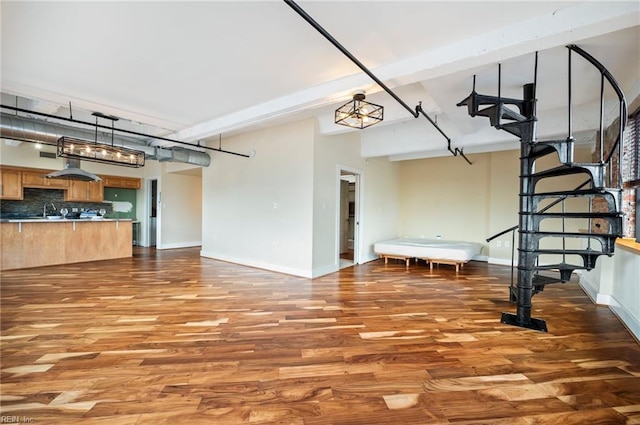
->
609, 296, 640, 343
488, 257, 517, 266
200, 250, 312, 278
312, 263, 339, 278
577, 275, 639, 342
360, 254, 380, 264
157, 241, 202, 250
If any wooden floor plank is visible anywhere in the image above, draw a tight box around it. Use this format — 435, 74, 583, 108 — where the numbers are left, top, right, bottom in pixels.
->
1, 247, 639, 424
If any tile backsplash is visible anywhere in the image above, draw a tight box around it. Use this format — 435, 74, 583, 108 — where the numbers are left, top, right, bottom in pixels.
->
0, 188, 111, 218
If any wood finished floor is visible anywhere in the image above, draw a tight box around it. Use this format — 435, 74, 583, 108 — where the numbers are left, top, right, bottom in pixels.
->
1, 247, 639, 424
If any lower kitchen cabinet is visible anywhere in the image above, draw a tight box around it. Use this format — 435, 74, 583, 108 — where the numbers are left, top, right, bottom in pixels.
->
1, 220, 132, 270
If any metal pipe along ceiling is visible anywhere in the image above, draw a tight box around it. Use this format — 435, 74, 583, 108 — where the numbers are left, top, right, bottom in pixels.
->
0, 113, 211, 167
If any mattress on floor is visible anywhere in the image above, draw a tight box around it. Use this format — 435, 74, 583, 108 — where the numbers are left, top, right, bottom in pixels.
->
374, 238, 482, 261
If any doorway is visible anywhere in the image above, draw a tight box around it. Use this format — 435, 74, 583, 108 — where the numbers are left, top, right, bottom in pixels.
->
148, 179, 158, 247
338, 168, 360, 269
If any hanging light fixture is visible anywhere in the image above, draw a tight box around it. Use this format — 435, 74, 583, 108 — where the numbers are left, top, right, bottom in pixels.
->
56, 112, 145, 168
57, 136, 145, 167
334, 91, 383, 129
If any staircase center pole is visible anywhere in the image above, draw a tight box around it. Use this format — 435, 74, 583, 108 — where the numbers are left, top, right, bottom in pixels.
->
501, 83, 548, 332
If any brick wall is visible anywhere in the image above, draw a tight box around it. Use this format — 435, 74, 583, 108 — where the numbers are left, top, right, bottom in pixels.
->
592, 111, 639, 238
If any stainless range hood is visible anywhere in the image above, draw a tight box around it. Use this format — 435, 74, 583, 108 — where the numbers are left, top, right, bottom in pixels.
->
45, 158, 102, 182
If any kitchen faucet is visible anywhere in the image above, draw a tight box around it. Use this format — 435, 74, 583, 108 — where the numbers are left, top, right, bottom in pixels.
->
43, 202, 56, 218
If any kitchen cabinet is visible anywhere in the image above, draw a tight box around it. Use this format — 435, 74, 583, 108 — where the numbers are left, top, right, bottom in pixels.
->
65, 180, 104, 202
0, 166, 140, 202
21, 169, 69, 189
0, 167, 23, 200
102, 175, 141, 189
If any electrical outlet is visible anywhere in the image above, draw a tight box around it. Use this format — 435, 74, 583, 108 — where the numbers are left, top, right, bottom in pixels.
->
504, 240, 510, 248
497, 240, 502, 247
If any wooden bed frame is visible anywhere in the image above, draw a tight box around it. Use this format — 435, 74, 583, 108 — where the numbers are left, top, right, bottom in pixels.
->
378, 254, 466, 272
375, 238, 482, 272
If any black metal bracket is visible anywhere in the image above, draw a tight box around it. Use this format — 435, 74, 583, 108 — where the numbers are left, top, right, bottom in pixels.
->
414, 102, 472, 164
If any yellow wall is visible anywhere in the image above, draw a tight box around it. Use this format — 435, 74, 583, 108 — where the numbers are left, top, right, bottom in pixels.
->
398, 152, 494, 260
396, 145, 595, 264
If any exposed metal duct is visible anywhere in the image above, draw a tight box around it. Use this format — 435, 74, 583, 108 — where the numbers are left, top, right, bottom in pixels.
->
0, 113, 211, 167
152, 147, 210, 167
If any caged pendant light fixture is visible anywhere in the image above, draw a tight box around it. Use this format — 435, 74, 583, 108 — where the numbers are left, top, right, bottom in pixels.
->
334, 91, 383, 129
56, 112, 145, 168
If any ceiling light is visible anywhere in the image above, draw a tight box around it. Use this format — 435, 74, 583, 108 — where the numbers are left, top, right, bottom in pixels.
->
57, 136, 145, 168
53, 111, 145, 168
335, 92, 383, 129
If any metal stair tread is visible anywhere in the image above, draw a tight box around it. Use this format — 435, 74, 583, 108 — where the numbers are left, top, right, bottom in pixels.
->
523, 230, 619, 238
530, 189, 622, 212
524, 163, 604, 179
532, 274, 564, 286
456, 92, 525, 108
525, 248, 609, 255
501, 120, 534, 138
498, 106, 527, 122
526, 139, 574, 162
529, 188, 620, 198
525, 211, 622, 217
534, 263, 581, 271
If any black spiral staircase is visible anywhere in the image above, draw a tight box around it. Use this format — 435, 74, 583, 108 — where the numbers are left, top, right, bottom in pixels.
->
458, 45, 627, 331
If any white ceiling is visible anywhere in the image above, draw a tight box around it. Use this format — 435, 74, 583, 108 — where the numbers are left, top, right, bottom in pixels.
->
1, 1, 639, 161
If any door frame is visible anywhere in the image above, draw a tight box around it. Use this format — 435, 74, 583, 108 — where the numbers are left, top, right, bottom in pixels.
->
145, 177, 160, 247
336, 165, 363, 266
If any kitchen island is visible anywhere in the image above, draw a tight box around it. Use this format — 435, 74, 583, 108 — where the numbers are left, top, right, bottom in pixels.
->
1, 218, 132, 270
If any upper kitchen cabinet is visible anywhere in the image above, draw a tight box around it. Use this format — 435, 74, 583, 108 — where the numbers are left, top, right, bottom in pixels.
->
0, 167, 23, 200
65, 180, 104, 202
22, 169, 69, 189
102, 175, 141, 189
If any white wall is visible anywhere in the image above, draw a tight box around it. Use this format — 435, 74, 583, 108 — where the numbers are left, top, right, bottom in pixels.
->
359, 157, 401, 262
311, 123, 400, 276
198, 117, 400, 278
200, 119, 315, 277
579, 242, 640, 340
157, 170, 202, 249
311, 129, 359, 276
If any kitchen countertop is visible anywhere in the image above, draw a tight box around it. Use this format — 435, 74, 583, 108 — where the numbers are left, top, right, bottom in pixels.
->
1, 217, 133, 223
